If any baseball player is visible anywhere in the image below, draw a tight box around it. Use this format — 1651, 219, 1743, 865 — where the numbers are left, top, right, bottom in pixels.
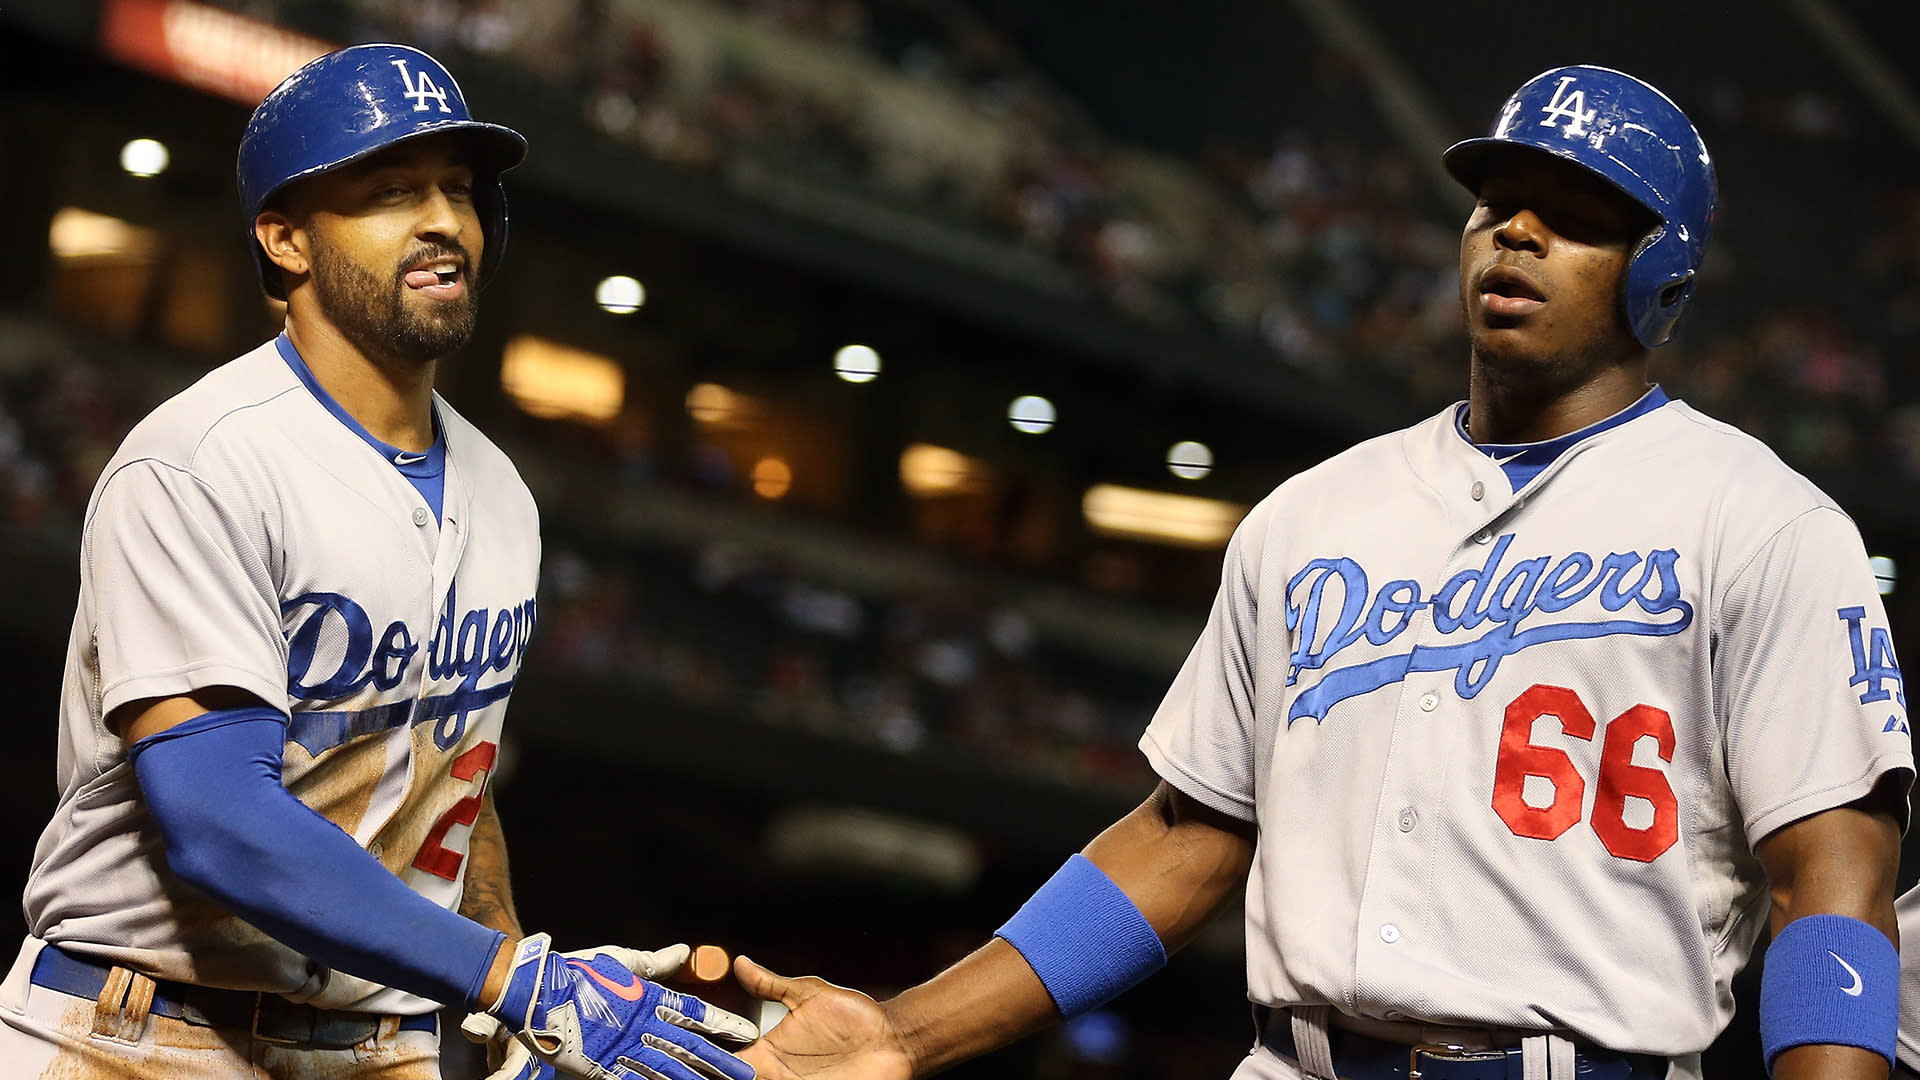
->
727, 67, 1912, 1080
1892, 888, 1920, 1079
0, 44, 755, 1080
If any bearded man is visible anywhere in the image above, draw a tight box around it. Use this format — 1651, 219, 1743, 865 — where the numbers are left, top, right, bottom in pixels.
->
1, 44, 756, 1080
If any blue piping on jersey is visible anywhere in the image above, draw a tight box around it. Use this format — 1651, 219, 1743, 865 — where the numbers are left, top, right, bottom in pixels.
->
286, 680, 517, 757
274, 334, 447, 522
285, 700, 415, 757
1456, 386, 1670, 492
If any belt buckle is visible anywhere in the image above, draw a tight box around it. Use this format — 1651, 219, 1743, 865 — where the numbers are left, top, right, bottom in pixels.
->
249, 995, 312, 1047
1408, 1042, 1508, 1080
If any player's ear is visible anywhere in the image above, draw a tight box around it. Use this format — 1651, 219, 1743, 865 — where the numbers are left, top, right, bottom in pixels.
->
253, 210, 310, 280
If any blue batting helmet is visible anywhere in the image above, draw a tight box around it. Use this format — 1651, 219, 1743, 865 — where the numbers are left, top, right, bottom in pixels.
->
237, 43, 528, 300
1442, 65, 1717, 348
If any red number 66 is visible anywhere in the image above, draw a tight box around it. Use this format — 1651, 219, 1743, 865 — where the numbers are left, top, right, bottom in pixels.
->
1491, 684, 1679, 863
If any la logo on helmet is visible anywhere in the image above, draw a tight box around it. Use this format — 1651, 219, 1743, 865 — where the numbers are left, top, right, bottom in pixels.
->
1538, 76, 1597, 137
391, 58, 452, 114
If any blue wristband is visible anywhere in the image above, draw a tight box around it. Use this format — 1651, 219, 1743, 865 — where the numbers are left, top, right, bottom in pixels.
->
994, 854, 1167, 1018
1760, 914, 1898, 1073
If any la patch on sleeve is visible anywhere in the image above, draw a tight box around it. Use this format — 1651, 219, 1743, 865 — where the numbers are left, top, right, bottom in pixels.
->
1840, 606, 1908, 735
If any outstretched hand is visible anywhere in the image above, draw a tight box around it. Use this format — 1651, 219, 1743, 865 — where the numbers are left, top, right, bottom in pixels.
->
734, 956, 915, 1080
489, 934, 757, 1080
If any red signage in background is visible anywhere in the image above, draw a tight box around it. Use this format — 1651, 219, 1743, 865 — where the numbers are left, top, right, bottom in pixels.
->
101, 0, 333, 106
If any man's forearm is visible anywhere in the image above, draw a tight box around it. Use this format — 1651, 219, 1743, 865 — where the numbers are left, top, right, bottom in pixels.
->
460, 792, 524, 940
884, 782, 1255, 1075
1759, 795, 1904, 1080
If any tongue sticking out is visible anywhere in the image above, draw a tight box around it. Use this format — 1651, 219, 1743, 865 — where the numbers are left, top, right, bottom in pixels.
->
403, 268, 466, 300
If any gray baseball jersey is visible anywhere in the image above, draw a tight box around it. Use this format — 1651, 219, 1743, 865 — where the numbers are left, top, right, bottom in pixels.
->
1142, 391, 1911, 1065
1895, 886, 1920, 1071
22, 337, 540, 1014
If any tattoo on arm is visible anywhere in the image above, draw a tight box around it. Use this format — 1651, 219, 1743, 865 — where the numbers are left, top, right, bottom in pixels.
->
458, 791, 523, 939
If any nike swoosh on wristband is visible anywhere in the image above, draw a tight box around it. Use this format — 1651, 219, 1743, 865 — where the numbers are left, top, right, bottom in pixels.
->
567, 959, 649, 1002
1829, 950, 1864, 996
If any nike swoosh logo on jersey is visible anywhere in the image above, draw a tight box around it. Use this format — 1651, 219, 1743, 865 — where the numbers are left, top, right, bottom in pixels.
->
566, 958, 648, 1002
1829, 951, 1864, 996
393, 451, 427, 464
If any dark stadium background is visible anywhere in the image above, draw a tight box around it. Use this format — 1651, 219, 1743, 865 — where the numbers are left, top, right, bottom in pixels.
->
1, 1, 1917, 1076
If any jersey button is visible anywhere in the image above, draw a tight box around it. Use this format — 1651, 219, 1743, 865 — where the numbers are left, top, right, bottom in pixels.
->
1470, 481, 1485, 501
412, 507, 430, 526
1473, 529, 1493, 544
1418, 692, 1439, 712
1379, 923, 1401, 944
1397, 808, 1417, 833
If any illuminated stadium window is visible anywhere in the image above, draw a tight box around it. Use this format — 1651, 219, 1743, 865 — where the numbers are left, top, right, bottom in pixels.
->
900, 443, 989, 497
687, 382, 758, 428
48, 207, 163, 338
1081, 484, 1246, 549
49, 207, 160, 261
500, 336, 625, 423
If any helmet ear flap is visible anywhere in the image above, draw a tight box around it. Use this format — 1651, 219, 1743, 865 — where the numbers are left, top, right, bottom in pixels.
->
1619, 227, 1662, 345
1623, 228, 1699, 348
471, 175, 510, 294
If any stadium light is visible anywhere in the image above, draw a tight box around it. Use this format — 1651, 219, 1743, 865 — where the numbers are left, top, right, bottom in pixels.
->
1082, 484, 1246, 548
834, 344, 880, 383
594, 275, 645, 314
1009, 395, 1055, 434
686, 383, 737, 424
1167, 440, 1213, 480
753, 457, 792, 499
690, 945, 730, 982
120, 138, 170, 178
499, 336, 624, 423
1872, 555, 1896, 596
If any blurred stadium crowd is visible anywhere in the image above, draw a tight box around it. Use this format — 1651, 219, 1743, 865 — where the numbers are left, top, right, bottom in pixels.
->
198, 0, 1920, 481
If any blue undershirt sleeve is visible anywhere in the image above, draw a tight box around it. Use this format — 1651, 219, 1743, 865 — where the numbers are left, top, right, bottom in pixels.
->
129, 707, 506, 1009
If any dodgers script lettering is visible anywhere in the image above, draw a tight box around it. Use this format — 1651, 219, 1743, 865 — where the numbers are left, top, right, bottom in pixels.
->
281, 585, 538, 753
1284, 534, 1692, 724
